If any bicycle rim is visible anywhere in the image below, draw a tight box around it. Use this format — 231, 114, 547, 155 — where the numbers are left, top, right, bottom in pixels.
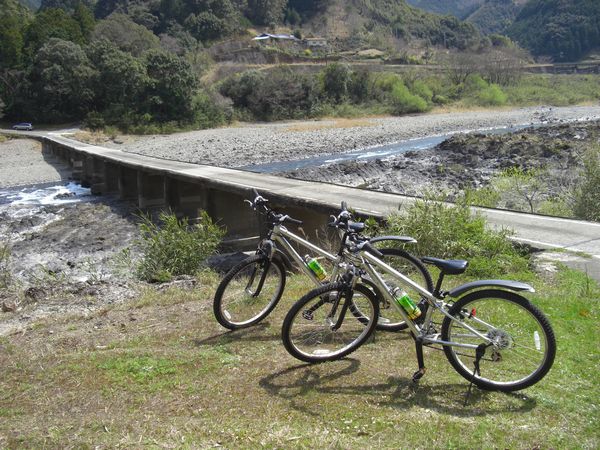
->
283, 283, 378, 362
442, 290, 555, 391
215, 256, 285, 329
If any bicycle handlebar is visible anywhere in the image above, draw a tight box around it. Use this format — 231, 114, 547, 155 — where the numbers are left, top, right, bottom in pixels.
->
246, 189, 303, 226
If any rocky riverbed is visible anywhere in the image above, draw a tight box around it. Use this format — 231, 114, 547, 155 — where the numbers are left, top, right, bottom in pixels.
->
0, 185, 142, 336
282, 119, 600, 203
94, 105, 600, 168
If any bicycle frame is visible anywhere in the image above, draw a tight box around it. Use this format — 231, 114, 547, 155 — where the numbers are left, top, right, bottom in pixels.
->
359, 252, 494, 351
266, 223, 344, 287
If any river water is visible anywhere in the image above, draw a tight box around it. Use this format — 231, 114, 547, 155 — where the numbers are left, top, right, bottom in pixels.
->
239, 122, 548, 173
0, 182, 92, 243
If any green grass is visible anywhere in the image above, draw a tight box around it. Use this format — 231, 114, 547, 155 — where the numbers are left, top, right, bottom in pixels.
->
0, 266, 598, 448
504, 74, 600, 106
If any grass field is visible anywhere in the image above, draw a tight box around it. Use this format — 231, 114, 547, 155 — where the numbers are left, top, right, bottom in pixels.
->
0, 266, 598, 448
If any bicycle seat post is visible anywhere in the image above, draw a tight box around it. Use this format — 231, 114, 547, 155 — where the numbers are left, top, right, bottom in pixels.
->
433, 272, 445, 298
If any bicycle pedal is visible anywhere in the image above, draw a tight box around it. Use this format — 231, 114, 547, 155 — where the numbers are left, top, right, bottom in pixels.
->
302, 310, 314, 320
412, 368, 426, 383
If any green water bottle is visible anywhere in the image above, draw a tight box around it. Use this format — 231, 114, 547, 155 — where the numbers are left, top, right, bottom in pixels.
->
304, 255, 327, 281
393, 288, 421, 320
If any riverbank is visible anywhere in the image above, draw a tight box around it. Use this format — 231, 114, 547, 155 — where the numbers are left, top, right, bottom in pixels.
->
283, 119, 600, 200
0, 138, 70, 188
80, 105, 600, 168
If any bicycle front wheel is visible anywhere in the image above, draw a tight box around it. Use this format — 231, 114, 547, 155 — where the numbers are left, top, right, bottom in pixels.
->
282, 282, 379, 363
441, 289, 556, 391
213, 255, 286, 330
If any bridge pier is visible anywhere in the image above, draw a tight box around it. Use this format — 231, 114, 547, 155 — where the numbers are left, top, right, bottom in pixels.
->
166, 178, 207, 219
118, 166, 138, 201
137, 171, 166, 209
80, 156, 94, 188
90, 159, 106, 195
71, 156, 84, 182
103, 162, 120, 194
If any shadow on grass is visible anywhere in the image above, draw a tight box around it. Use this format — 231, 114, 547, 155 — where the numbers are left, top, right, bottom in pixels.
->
259, 361, 537, 418
194, 322, 280, 346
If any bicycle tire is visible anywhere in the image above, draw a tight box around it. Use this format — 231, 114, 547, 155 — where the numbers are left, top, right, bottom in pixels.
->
281, 282, 379, 363
366, 247, 434, 332
213, 254, 286, 330
441, 289, 556, 392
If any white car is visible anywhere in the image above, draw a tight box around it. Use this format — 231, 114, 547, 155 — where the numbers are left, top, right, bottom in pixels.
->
12, 122, 33, 131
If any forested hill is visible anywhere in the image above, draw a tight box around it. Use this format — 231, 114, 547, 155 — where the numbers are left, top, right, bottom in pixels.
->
466, 0, 523, 35
408, 0, 600, 61
405, 0, 484, 19
11, 0, 486, 51
508, 0, 600, 62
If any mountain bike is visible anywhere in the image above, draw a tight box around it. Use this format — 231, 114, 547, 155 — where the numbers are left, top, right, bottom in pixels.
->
282, 240, 556, 392
213, 190, 433, 331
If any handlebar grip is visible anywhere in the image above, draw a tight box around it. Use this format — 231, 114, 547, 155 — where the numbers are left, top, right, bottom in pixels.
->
285, 217, 303, 225
253, 188, 259, 197
361, 241, 384, 258
341, 201, 348, 211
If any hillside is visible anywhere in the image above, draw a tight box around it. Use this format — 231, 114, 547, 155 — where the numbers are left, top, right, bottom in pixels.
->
508, 0, 600, 61
303, 0, 485, 51
405, 0, 484, 19
466, 0, 524, 35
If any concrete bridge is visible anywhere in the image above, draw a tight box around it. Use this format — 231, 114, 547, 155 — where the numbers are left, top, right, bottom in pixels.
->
8, 132, 600, 264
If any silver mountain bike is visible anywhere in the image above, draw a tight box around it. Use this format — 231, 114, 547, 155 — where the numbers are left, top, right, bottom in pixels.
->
282, 237, 556, 392
213, 190, 433, 332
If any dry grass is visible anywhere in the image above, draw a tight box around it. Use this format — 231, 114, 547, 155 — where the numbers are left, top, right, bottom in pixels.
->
283, 118, 377, 133
0, 268, 598, 448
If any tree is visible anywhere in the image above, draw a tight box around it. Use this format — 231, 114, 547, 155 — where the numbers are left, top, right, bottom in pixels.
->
493, 167, 549, 214
29, 38, 95, 121
246, 0, 286, 26
321, 63, 351, 104
92, 13, 160, 56
0, 18, 24, 69
23, 8, 85, 58
86, 39, 148, 118
573, 146, 600, 222
143, 49, 197, 122
73, 0, 95, 40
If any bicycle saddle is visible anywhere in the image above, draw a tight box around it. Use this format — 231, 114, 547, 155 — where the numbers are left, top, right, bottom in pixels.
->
421, 257, 468, 275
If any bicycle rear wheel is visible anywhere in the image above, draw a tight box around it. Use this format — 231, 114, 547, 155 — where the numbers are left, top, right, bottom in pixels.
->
282, 282, 379, 363
441, 289, 556, 391
368, 248, 433, 332
213, 255, 286, 330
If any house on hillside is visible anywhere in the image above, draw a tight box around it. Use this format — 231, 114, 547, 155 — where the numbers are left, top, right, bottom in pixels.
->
303, 37, 327, 48
253, 33, 301, 43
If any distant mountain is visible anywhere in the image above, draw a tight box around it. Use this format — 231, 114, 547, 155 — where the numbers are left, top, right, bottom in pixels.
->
405, 0, 484, 19
508, 0, 600, 61
467, 0, 524, 35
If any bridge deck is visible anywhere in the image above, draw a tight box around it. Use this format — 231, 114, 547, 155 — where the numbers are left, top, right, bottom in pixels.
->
43, 134, 600, 259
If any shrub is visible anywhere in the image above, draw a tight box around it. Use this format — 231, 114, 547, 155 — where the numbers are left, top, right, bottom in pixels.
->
136, 211, 225, 282
573, 146, 600, 222
384, 198, 530, 277
321, 63, 351, 103
390, 81, 429, 115
477, 83, 507, 106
